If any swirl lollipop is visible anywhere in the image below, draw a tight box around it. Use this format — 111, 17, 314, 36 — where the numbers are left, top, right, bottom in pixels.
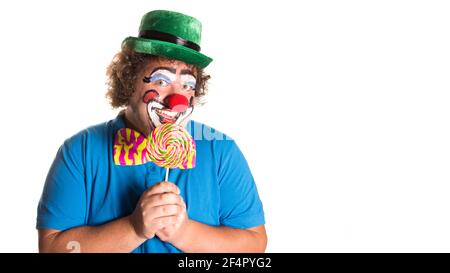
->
147, 123, 196, 180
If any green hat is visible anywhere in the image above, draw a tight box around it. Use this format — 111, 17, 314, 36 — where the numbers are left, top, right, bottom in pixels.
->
123, 10, 212, 69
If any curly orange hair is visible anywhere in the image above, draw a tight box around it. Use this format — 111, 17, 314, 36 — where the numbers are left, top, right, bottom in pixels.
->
106, 46, 210, 108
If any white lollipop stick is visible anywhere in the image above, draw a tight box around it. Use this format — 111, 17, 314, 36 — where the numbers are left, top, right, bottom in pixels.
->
165, 168, 170, 181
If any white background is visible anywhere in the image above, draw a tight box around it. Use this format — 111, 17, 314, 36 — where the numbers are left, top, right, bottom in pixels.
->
0, 0, 449, 252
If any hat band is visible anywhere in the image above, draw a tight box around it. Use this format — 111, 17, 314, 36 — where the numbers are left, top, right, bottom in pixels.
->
139, 30, 201, 52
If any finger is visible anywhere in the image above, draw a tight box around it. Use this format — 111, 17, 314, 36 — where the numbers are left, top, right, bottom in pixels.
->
144, 192, 184, 208
149, 204, 184, 219
147, 181, 180, 196
180, 196, 187, 209
152, 215, 178, 230
174, 212, 185, 223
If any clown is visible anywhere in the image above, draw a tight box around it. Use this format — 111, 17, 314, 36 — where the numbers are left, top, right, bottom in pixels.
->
37, 10, 266, 253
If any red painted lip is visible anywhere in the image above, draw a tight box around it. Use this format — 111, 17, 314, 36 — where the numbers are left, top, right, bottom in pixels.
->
162, 117, 176, 123
156, 108, 179, 124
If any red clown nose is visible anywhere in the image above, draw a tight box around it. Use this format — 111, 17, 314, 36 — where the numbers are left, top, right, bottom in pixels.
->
166, 94, 189, 112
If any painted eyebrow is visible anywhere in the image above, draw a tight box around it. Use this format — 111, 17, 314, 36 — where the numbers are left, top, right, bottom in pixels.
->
180, 69, 196, 78
150, 67, 176, 75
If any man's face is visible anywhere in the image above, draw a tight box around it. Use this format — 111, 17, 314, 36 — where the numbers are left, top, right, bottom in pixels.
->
125, 58, 197, 136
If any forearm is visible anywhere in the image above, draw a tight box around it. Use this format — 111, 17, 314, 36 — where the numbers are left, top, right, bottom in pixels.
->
39, 216, 146, 253
174, 220, 267, 253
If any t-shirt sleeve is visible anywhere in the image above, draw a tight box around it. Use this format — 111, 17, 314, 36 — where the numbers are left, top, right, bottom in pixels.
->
36, 134, 87, 230
217, 140, 265, 229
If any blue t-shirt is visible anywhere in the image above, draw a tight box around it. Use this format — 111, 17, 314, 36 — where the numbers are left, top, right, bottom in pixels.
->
36, 114, 265, 253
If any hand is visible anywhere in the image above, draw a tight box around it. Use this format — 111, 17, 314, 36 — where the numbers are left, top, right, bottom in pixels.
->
155, 194, 188, 244
129, 181, 185, 240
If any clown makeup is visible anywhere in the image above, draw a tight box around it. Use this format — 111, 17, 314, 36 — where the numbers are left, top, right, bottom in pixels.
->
142, 67, 196, 128
180, 73, 197, 92
143, 68, 197, 92
143, 68, 176, 87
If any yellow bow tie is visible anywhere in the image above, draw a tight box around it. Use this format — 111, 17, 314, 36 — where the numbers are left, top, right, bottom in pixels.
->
113, 128, 195, 169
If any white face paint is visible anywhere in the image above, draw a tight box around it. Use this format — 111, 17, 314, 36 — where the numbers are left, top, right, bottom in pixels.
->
146, 69, 197, 93
146, 98, 194, 128
143, 68, 196, 129
148, 69, 177, 86
180, 74, 197, 92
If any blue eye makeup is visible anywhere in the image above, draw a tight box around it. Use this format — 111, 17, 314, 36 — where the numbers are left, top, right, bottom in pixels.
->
142, 68, 196, 91
181, 74, 197, 91
183, 81, 196, 90
143, 69, 176, 85
150, 73, 172, 83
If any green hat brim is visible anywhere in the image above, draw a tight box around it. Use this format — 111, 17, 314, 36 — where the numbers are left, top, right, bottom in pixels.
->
123, 37, 212, 69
